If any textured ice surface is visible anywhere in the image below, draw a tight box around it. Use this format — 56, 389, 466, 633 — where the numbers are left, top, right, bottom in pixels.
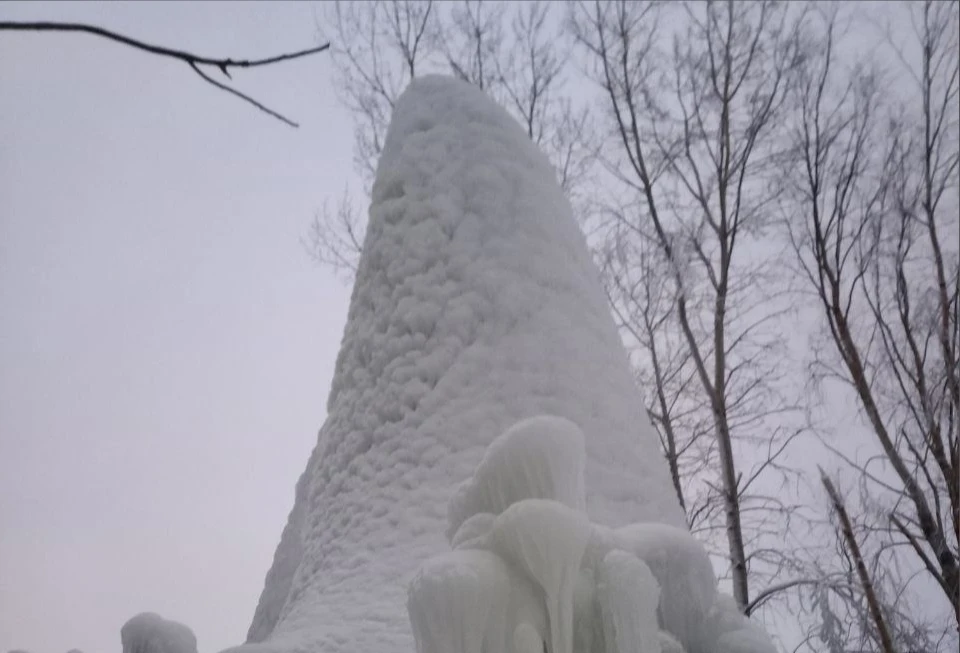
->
597, 551, 661, 653
406, 549, 505, 653
612, 524, 717, 650
695, 595, 777, 653
407, 548, 547, 653
512, 623, 546, 653
450, 512, 496, 550
572, 522, 723, 652
659, 631, 685, 653
238, 75, 685, 653
447, 414, 587, 540
121, 613, 197, 653
490, 499, 591, 653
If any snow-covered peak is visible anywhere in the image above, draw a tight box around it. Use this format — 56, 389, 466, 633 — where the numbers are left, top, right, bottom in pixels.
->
236, 75, 684, 653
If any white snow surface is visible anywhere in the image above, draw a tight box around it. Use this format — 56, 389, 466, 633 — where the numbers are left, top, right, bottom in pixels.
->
236, 75, 685, 653
120, 613, 197, 653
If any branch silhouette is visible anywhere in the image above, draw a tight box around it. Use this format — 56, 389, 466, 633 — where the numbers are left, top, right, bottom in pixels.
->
0, 20, 330, 128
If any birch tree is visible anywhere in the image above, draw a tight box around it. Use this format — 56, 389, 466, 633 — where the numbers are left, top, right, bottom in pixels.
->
785, 0, 959, 643
570, 0, 807, 613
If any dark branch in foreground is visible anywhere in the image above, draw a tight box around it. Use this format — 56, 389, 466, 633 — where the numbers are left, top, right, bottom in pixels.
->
0, 21, 330, 128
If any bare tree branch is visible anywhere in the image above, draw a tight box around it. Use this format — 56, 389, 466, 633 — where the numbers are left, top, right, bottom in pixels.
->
0, 20, 330, 127
821, 470, 899, 653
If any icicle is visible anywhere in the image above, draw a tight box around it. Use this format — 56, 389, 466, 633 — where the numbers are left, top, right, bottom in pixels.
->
407, 550, 504, 653
490, 499, 591, 653
573, 566, 603, 653
407, 548, 548, 653
596, 550, 661, 653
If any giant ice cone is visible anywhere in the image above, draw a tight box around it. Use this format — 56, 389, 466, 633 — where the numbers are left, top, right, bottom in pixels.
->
236, 76, 686, 653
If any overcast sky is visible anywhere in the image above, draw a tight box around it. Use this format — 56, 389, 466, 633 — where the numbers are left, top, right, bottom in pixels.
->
2, 2, 944, 652
1, 3, 353, 651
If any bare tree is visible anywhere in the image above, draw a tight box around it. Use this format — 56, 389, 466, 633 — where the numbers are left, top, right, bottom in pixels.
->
492, 2, 598, 198
821, 470, 899, 653
570, 0, 807, 614
0, 21, 329, 127
302, 0, 440, 276
307, 0, 597, 277
440, 0, 504, 92
321, 0, 437, 186
596, 213, 713, 516
785, 0, 959, 636
790, 469, 949, 653
304, 188, 365, 283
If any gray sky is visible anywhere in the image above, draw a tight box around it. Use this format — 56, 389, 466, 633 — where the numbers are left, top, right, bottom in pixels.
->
0, 2, 352, 651
2, 2, 948, 652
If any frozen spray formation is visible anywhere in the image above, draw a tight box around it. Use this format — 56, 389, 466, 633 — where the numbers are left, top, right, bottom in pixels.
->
413, 416, 779, 653
229, 75, 761, 652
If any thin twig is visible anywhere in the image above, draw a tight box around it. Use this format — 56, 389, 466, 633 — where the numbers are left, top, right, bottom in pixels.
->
0, 20, 330, 127
189, 62, 298, 128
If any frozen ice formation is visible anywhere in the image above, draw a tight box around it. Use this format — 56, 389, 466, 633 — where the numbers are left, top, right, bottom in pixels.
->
120, 613, 197, 653
408, 415, 781, 653
489, 498, 591, 653
407, 548, 547, 653
611, 524, 719, 650
447, 415, 587, 542
695, 595, 779, 653
235, 74, 688, 653
596, 550, 661, 653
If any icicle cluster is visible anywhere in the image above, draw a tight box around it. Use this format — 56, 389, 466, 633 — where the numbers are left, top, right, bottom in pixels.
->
407, 415, 778, 653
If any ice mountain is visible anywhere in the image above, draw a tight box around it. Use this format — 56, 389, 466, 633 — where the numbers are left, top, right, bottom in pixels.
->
232, 75, 686, 653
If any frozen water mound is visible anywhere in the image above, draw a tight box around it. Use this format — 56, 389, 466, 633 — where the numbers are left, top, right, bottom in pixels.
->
121, 613, 197, 653
233, 75, 686, 653
409, 416, 781, 653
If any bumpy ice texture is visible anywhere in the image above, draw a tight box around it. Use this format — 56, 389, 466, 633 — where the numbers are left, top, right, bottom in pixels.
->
121, 613, 198, 653
237, 75, 685, 653
408, 413, 781, 653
